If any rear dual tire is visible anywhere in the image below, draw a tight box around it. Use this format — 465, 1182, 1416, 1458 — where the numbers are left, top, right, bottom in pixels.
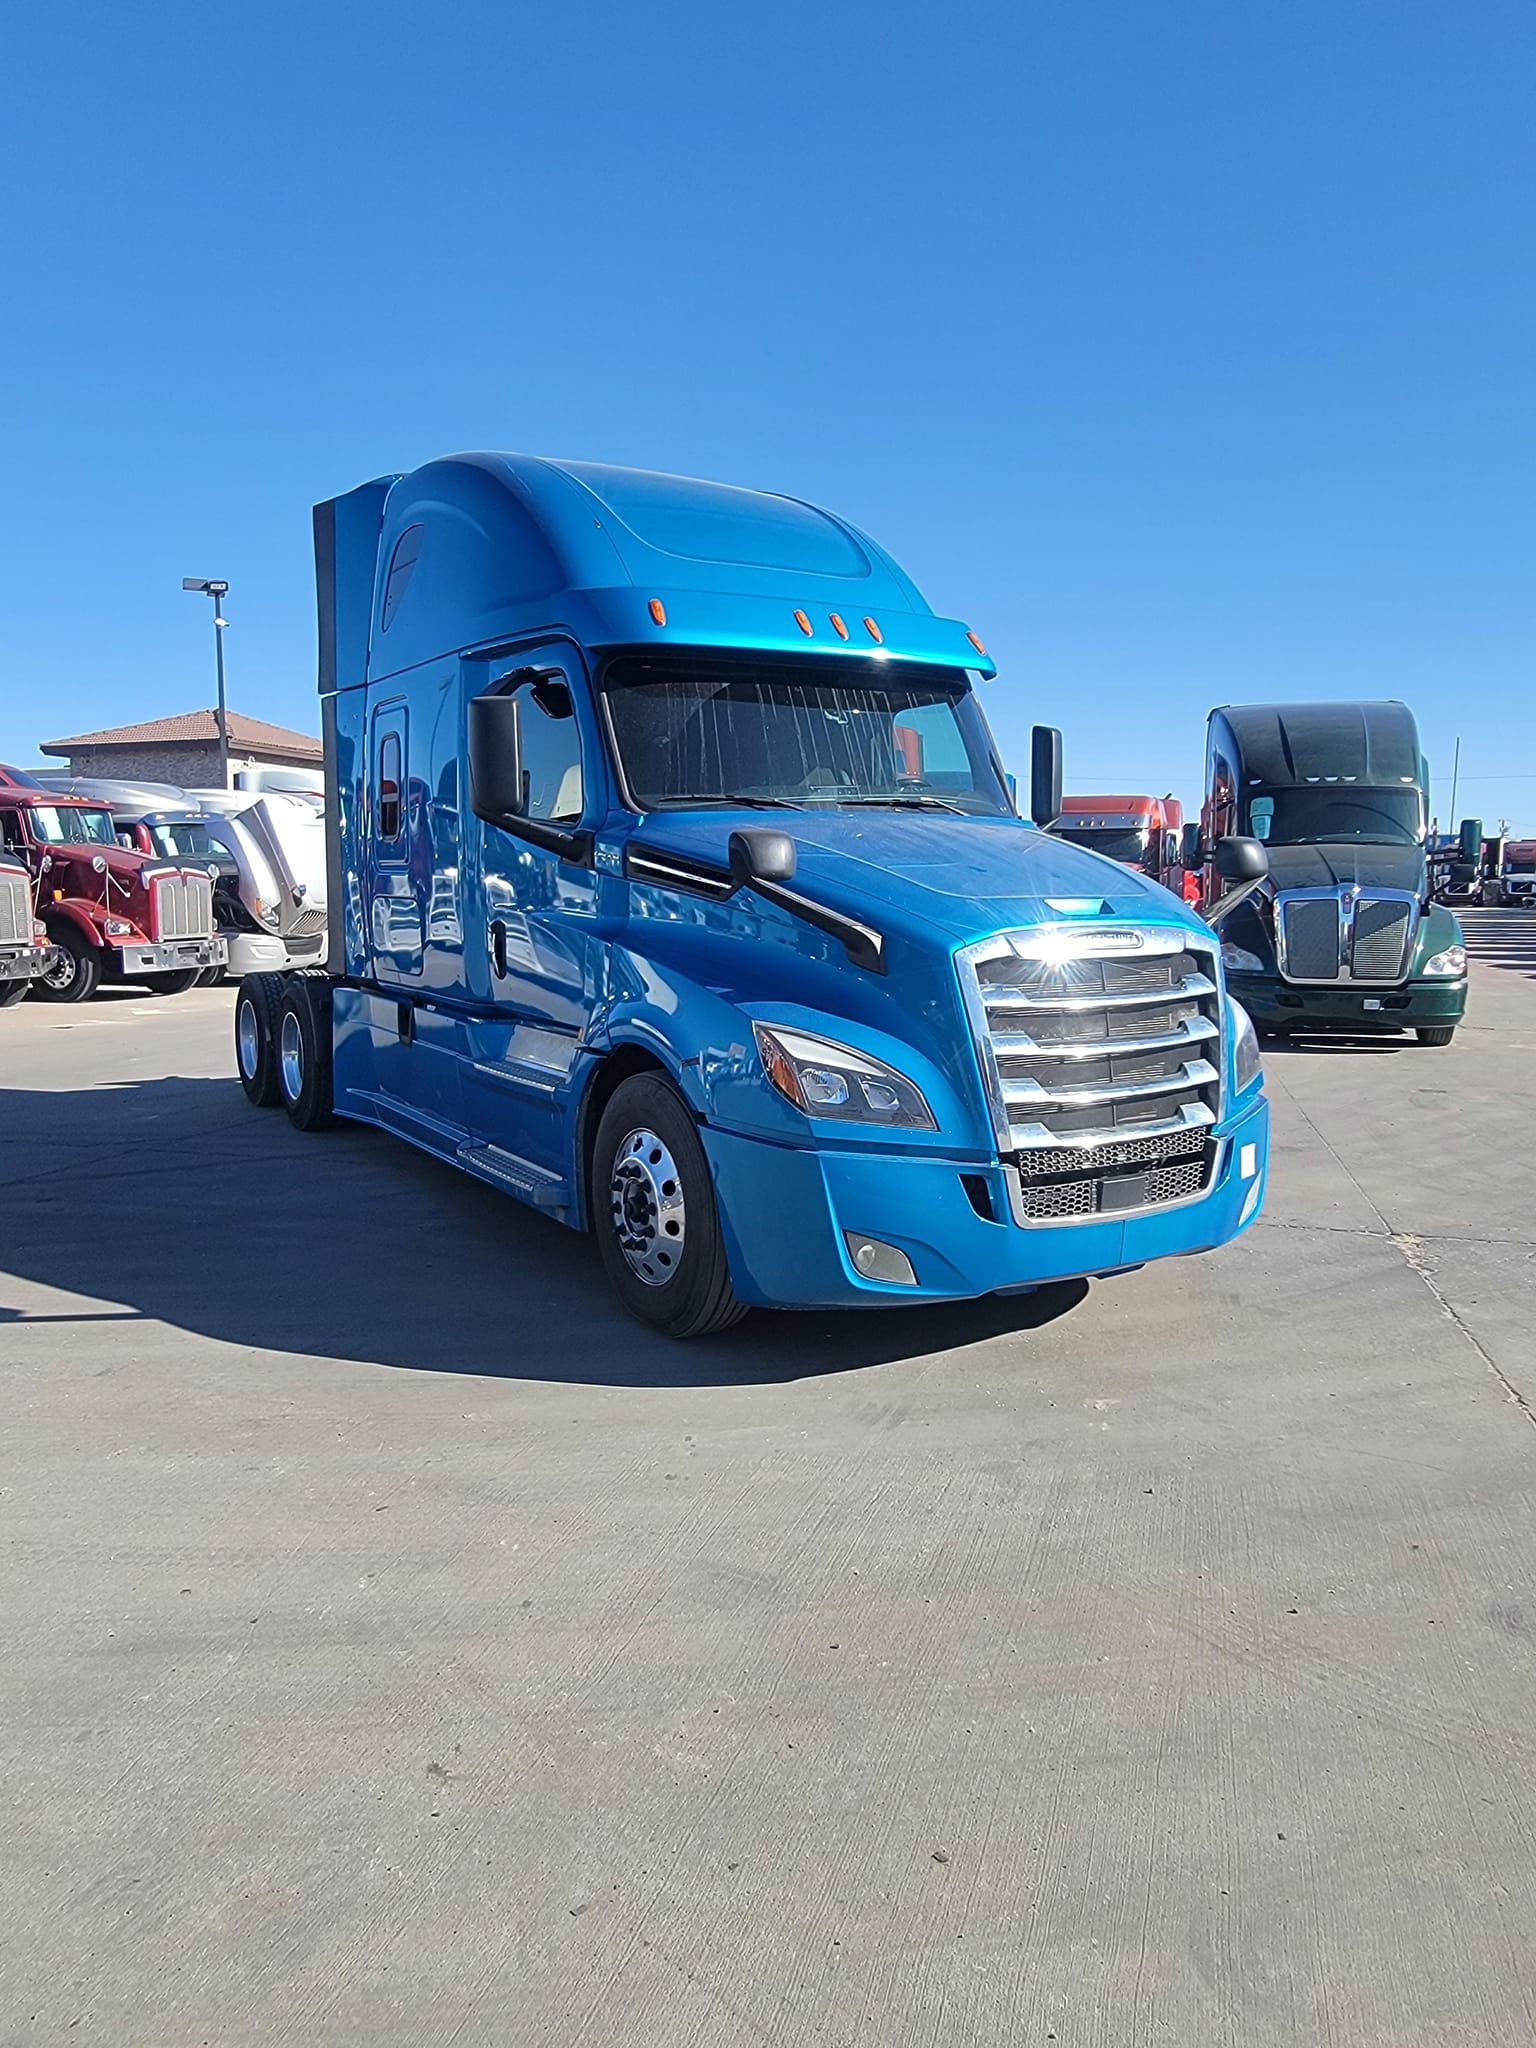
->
235, 971, 337, 1127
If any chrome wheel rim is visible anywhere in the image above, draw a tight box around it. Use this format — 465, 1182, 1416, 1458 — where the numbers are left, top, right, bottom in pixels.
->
279, 1010, 303, 1101
43, 947, 76, 990
237, 998, 260, 1079
610, 1127, 686, 1286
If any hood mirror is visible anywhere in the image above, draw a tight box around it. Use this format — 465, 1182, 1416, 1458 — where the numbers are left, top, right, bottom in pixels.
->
1204, 835, 1269, 928
729, 828, 797, 887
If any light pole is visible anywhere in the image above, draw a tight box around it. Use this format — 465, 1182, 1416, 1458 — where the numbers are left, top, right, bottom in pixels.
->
182, 577, 231, 787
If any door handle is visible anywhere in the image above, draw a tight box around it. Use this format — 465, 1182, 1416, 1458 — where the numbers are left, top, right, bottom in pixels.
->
489, 919, 507, 979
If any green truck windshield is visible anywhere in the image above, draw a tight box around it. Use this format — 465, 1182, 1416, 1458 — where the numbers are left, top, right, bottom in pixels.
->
1244, 788, 1422, 846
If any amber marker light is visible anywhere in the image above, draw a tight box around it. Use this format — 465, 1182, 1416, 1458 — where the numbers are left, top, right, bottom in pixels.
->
648, 598, 667, 625
863, 617, 883, 643
793, 609, 814, 635
966, 630, 986, 655
829, 613, 850, 640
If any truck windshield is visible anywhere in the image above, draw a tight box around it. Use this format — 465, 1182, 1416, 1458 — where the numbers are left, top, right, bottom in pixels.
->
1055, 825, 1149, 864
1506, 856, 1536, 875
26, 805, 119, 847
602, 654, 1011, 814
149, 822, 223, 859
1244, 788, 1422, 846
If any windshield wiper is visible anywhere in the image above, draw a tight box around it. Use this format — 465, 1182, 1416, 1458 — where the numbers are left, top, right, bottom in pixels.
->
837, 794, 974, 815
655, 794, 803, 810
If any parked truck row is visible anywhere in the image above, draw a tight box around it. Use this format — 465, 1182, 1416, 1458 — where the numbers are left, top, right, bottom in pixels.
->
0, 768, 329, 1003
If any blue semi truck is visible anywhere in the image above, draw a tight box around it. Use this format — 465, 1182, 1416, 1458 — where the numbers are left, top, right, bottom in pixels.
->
234, 454, 1270, 1336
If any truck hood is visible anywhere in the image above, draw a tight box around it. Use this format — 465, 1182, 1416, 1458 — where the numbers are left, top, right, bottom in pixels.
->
630, 809, 1205, 947
1264, 841, 1426, 898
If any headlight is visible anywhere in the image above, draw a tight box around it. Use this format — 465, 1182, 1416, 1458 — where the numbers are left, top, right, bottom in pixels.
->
254, 897, 282, 929
1221, 942, 1266, 975
105, 919, 133, 936
753, 1023, 936, 1129
1422, 944, 1466, 977
1230, 998, 1262, 1095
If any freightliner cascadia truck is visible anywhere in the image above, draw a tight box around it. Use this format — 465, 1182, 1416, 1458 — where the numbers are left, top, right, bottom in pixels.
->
1197, 701, 1467, 1045
233, 454, 1270, 1336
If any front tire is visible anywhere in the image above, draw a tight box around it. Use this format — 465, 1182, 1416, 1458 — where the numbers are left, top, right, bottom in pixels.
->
277, 975, 338, 1130
0, 981, 28, 1009
1416, 1025, 1456, 1047
29, 924, 102, 1004
140, 969, 203, 996
235, 973, 284, 1108
592, 1074, 746, 1339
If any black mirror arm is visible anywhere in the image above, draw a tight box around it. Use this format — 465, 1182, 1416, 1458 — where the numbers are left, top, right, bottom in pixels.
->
1203, 876, 1270, 929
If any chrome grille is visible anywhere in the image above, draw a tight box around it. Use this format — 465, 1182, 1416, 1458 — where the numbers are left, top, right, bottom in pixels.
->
151, 870, 215, 941
960, 926, 1224, 1226
1280, 897, 1340, 979
1351, 898, 1414, 979
1276, 889, 1418, 984
0, 871, 27, 946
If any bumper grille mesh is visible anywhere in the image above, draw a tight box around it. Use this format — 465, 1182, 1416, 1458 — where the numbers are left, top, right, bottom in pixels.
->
1013, 1141, 1216, 1222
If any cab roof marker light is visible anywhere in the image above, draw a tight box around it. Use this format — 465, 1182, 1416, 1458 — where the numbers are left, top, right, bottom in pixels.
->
648, 598, 667, 625
829, 613, 850, 640
863, 617, 883, 643
793, 609, 814, 636
966, 630, 986, 655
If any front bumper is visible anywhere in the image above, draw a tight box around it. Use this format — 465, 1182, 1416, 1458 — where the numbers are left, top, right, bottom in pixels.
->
1228, 972, 1466, 1033
704, 1091, 1269, 1309
0, 946, 58, 986
111, 935, 228, 977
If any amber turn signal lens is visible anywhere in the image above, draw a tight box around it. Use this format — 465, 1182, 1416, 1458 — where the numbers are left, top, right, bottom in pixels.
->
829, 613, 850, 640
648, 598, 667, 625
966, 629, 986, 655
863, 617, 883, 643
793, 609, 813, 635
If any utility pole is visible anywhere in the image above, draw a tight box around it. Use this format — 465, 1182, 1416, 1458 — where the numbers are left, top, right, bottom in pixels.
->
1448, 735, 1461, 826
182, 577, 231, 787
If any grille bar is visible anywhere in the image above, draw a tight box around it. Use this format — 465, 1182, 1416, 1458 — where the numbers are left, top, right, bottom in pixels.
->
980, 969, 1216, 1012
1002, 1057, 1219, 1111
991, 1015, 1219, 1061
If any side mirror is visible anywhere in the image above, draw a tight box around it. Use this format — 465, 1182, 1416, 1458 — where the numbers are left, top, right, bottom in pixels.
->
729, 828, 797, 887
1212, 835, 1268, 884
1029, 725, 1063, 829
467, 692, 525, 823
1180, 821, 1202, 869
1458, 817, 1482, 864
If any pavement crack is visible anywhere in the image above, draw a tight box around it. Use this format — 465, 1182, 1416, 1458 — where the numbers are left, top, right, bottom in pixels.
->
1390, 1230, 1536, 1432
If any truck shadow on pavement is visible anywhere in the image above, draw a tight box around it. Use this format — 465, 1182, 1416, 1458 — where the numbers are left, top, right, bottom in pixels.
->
1458, 910, 1536, 981
0, 1078, 1087, 1388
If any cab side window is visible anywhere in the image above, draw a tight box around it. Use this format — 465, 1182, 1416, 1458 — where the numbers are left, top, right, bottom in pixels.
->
512, 674, 584, 822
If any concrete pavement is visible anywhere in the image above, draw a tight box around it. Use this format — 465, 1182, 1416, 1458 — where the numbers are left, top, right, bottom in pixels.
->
2, 926, 1534, 2045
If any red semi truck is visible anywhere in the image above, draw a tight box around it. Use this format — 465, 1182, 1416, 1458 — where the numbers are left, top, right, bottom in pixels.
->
0, 766, 226, 1001
1053, 795, 1200, 904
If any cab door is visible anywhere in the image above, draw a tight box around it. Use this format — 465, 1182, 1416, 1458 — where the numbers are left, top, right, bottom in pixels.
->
461, 652, 603, 1183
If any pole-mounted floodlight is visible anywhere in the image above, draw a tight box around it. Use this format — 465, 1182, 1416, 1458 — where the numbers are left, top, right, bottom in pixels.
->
183, 578, 231, 787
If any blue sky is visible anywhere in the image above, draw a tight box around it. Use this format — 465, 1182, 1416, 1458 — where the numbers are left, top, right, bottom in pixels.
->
1, 1, 1531, 827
